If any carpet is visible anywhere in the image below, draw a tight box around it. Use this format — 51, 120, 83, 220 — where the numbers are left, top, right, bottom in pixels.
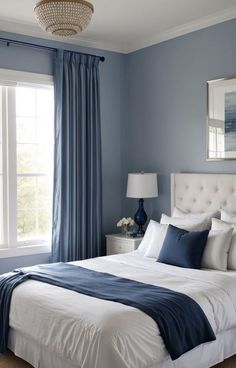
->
1, 351, 236, 368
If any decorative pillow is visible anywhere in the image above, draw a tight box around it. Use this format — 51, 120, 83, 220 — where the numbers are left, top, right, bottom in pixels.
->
144, 221, 210, 259
160, 213, 209, 231
212, 218, 236, 270
144, 222, 168, 258
137, 220, 154, 254
201, 228, 233, 271
157, 225, 209, 269
172, 207, 220, 229
221, 209, 236, 224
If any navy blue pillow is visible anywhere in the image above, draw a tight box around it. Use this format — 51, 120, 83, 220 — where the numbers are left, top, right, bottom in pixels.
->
157, 225, 209, 269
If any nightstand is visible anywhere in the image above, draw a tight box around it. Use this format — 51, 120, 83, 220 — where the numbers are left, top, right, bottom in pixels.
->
106, 234, 143, 255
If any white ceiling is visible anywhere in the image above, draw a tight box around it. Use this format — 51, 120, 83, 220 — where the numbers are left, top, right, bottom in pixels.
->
0, 0, 236, 53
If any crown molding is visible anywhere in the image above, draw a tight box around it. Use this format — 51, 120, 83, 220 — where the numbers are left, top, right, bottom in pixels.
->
128, 6, 236, 53
0, 17, 128, 54
0, 6, 236, 55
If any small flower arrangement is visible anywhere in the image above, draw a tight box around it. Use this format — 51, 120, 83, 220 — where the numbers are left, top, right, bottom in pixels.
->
117, 217, 135, 227
117, 217, 135, 235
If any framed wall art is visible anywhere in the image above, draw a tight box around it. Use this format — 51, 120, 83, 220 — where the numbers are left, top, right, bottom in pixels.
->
207, 76, 236, 160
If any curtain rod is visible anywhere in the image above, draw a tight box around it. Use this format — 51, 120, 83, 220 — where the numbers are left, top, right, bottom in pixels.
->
0, 37, 105, 62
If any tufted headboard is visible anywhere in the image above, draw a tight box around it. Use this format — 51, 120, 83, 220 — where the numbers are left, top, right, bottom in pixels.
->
171, 173, 236, 215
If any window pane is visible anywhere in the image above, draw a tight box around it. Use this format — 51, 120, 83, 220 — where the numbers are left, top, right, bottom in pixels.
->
16, 85, 54, 244
17, 176, 52, 242
0, 87, 4, 245
36, 88, 54, 120
0, 175, 3, 245
16, 87, 36, 117
16, 117, 36, 143
17, 142, 53, 174
17, 144, 38, 174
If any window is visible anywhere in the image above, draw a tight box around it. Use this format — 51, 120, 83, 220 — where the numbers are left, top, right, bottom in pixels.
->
0, 70, 54, 253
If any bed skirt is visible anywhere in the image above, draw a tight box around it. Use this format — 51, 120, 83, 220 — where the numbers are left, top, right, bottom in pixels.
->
8, 326, 236, 368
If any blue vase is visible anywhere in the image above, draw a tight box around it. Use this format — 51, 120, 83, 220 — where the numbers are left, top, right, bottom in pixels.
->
134, 198, 147, 235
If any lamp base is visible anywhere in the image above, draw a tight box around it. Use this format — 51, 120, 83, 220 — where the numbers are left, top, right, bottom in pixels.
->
134, 198, 147, 235
136, 225, 145, 236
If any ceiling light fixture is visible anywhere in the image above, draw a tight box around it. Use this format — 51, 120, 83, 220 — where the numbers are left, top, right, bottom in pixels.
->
34, 0, 94, 37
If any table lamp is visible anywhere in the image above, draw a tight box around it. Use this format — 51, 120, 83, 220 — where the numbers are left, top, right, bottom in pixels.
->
126, 172, 158, 235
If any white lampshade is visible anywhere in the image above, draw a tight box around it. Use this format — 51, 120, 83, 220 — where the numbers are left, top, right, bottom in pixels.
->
126, 173, 158, 199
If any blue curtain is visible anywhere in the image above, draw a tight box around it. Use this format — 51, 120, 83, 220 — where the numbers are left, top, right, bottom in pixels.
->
52, 50, 103, 262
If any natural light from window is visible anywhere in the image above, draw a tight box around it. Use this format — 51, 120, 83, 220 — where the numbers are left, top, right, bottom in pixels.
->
0, 77, 54, 251
16, 86, 54, 243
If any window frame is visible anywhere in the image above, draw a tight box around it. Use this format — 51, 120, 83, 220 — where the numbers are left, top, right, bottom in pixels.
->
0, 69, 53, 258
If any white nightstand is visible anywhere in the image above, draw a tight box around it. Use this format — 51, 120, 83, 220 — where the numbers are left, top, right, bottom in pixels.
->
106, 234, 143, 255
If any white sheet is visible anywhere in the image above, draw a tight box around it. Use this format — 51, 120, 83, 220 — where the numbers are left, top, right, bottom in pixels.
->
9, 253, 236, 368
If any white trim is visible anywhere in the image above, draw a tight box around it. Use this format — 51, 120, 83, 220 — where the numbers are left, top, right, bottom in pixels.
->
128, 6, 236, 53
0, 75, 54, 253
1, 7, 236, 53
0, 18, 128, 54
0, 69, 53, 86
1, 87, 8, 245
0, 244, 51, 258
7, 86, 17, 247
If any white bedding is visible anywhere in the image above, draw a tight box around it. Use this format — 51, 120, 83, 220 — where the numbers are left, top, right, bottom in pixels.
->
9, 253, 236, 368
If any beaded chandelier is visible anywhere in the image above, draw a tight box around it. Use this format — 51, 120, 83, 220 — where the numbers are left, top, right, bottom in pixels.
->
34, 0, 94, 37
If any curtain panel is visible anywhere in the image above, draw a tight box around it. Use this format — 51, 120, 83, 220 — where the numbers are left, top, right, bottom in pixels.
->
52, 50, 102, 262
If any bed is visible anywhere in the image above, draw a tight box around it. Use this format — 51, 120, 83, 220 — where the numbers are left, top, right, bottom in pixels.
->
5, 172, 236, 368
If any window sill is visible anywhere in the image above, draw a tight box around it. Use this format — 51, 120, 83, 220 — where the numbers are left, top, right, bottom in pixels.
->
0, 244, 51, 259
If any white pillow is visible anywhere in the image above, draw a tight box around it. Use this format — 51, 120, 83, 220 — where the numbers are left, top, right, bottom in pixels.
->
137, 220, 154, 254
144, 220, 209, 259
201, 228, 233, 271
221, 209, 236, 224
212, 217, 236, 230
172, 207, 220, 229
212, 218, 236, 270
160, 213, 209, 231
144, 222, 168, 258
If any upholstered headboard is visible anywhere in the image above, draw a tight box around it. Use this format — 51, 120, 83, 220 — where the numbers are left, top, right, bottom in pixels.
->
171, 173, 236, 215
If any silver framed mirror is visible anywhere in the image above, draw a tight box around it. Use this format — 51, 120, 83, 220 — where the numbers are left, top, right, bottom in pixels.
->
207, 76, 236, 160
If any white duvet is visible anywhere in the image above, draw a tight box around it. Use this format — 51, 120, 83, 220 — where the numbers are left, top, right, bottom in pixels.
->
9, 253, 236, 368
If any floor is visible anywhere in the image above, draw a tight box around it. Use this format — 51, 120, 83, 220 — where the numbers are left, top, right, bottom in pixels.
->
1, 351, 236, 368
0, 351, 32, 368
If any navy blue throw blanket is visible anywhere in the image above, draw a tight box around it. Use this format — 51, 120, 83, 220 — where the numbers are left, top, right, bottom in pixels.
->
0, 263, 215, 360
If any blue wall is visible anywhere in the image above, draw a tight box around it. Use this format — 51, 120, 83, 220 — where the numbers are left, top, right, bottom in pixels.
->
0, 253, 50, 275
0, 31, 125, 273
2, 18, 236, 272
121, 19, 236, 222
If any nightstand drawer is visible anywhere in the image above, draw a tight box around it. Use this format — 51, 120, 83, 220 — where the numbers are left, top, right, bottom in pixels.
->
107, 242, 135, 255
106, 234, 143, 255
